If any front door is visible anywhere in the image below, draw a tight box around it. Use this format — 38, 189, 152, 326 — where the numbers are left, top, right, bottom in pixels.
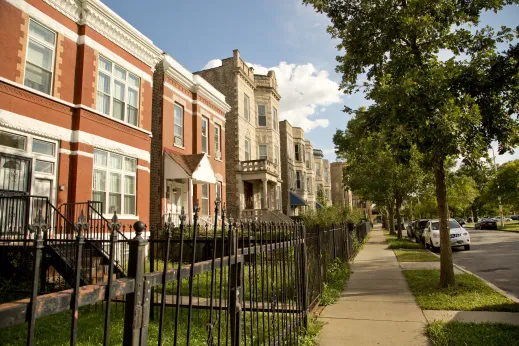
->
166, 180, 183, 224
244, 182, 253, 209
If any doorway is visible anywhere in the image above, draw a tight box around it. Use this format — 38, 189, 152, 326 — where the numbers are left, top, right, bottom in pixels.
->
244, 182, 253, 209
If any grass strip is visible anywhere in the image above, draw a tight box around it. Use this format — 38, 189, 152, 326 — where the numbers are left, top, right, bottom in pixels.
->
427, 321, 519, 346
384, 232, 425, 250
394, 249, 439, 262
404, 270, 519, 312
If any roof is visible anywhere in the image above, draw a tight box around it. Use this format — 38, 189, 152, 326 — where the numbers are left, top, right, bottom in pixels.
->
164, 149, 205, 175
290, 192, 306, 206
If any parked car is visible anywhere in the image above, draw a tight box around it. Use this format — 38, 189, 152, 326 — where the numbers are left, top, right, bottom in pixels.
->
406, 220, 416, 238
424, 219, 470, 251
475, 218, 498, 230
511, 215, 519, 221
413, 219, 429, 244
454, 217, 466, 226
493, 216, 512, 222
393, 219, 406, 232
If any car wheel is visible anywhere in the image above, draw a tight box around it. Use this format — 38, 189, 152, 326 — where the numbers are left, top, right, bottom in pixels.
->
430, 241, 439, 253
464, 245, 470, 250
425, 241, 430, 249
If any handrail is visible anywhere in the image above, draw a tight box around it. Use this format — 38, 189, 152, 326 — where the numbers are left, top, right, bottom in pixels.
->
87, 201, 129, 240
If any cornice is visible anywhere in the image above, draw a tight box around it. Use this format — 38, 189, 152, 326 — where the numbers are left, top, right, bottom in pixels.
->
43, 0, 162, 67
256, 85, 281, 101
236, 69, 256, 90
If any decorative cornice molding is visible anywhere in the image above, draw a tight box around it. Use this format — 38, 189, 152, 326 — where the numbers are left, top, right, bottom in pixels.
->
43, 0, 162, 67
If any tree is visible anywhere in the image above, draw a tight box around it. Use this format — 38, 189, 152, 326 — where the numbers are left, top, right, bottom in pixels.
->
335, 109, 422, 239
446, 173, 479, 217
484, 160, 519, 211
303, 0, 519, 287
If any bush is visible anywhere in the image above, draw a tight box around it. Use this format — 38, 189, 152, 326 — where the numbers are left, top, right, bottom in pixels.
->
319, 258, 350, 306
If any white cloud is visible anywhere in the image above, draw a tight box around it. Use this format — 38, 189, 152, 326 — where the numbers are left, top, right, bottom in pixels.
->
246, 61, 344, 131
202, 59, 222, 70
320, 108, 326, 112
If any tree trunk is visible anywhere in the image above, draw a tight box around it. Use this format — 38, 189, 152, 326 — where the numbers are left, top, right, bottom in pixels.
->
388, 201, 395, 235
382, 209, 388, 229
434, 157, 455, 287
395, 193, 403, 239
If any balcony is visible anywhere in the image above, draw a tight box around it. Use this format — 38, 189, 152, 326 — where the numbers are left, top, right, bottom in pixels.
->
237, 159, 279, 177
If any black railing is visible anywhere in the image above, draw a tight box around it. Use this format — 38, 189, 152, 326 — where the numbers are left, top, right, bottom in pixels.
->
0, 199, 370, 345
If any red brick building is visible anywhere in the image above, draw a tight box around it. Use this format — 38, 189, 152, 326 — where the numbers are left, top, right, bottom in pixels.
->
150, 56, 230, 228
0, 0, 229, 229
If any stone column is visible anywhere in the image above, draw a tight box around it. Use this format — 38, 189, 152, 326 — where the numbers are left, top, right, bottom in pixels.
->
262, 178, 268, 209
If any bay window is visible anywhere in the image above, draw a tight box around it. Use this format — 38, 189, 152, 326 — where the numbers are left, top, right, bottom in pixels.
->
258, 104, 267, 127
258, 144, 268, 160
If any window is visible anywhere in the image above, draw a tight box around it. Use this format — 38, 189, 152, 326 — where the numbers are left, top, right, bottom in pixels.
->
96, 56, 140, 126
272, 107, 278, 131
214, 124, 221, 157
296, 171, 302, 189
315, 162, 321, 176
305, 152, 311, 168
244, 134, 251, 160
295, 144, 301, 161
201, 117, 208, 154
35, 160, 53, 174
306, 177, 310, 192
274, 145, 279, 165
32, 139, 54, 156
215, 181, 222, 215
201, 184, 209, 216
174, 104, 184, 146
324, 170, 329, 183
24, 20, 56, 95
258, 144, 268, 160
276, 185, 281, 210
258, 104, 267, 127
244, 94, 250, 121
92, 149, 137, 215
0, 131, 26, 150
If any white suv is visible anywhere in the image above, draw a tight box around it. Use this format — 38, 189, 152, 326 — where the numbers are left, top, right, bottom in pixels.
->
424, 219, 471, 251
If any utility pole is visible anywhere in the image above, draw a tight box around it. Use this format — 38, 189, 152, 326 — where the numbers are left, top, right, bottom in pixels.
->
492, 148, 504, 229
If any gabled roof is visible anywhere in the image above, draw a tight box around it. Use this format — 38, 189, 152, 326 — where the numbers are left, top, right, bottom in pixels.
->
164, 148, 217, 184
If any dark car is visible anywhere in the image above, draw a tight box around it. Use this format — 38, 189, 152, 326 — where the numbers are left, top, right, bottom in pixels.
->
475, 218, 498, 230
454, 217, 466, 226
413, 219, 429, 244
511, 215, 519, 221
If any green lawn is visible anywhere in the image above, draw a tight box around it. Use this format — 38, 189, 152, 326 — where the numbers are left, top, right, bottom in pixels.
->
428, 322, 519, 346
0, 303, 287, 345
499, 221, 519, 232
393, 249, 439, 262
384, 232, 425, 250
403, 270, 519, 312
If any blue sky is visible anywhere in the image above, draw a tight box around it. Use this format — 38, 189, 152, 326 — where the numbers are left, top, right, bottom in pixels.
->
103, 0, 519, 163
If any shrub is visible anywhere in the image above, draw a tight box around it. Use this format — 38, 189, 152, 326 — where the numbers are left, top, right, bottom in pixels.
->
319, 258, 350, 306
300, 205, 364, 228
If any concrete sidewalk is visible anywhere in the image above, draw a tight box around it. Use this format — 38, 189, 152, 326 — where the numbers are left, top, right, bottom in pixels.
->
318, 226, 430, 345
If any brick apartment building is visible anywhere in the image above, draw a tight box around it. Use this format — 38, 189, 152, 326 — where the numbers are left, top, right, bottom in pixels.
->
196, 50, 288, 222
150, 55, 230, 227
0, 0, 230, 229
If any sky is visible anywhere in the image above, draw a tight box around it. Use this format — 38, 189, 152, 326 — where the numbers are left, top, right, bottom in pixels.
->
102, 0, 519, 164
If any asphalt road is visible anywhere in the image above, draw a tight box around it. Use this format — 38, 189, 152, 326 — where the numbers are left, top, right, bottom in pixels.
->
452, 228, 519, 299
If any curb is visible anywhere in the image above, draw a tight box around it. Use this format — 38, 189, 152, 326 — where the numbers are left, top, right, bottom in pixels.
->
428, 251, 519, 303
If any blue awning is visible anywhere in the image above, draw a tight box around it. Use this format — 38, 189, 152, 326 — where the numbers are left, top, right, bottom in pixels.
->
315, 202, 324, 209
290, 192, 306, 206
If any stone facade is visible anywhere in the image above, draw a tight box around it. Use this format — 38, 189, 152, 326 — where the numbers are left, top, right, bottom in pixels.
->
314, 149, 331, 207
196, 50, 283, 220
330, 162, 352, 208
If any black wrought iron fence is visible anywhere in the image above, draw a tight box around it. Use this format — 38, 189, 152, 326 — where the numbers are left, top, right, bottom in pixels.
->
0, 199, 370, 345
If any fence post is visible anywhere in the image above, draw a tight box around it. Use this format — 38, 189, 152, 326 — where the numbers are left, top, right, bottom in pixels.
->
26, 210, 47, 346
331, 223, 337, 260
316, 225, 323, 295
123, 221, 148, 346
229, 219, 242, 346
300, 222, 309, 329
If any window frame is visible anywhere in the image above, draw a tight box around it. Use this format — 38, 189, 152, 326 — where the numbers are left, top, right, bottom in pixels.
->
92, 149, 137, 217
174, 103, 184, 147
296, 171, 302, 189
24, 19, 57, 95
258, 144, 268, 160
96, 55, 141, 126
214, 123, 221, 157
257, 104, 267, 127
305, 152, 311, 168
244, 134, 251, 161
244, 94, 250, 121
272, 107, 278, 131
201, 183, 210, 216
201, 117, 209, 154
294, 144, 301, 161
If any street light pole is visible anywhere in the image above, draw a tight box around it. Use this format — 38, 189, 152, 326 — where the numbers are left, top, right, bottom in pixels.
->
492, 148, 504, 229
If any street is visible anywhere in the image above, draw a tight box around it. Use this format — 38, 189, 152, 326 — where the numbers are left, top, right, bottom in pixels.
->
452, 229, 519, 299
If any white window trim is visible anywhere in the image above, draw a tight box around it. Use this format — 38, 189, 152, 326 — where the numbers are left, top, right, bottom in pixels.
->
244, 136, 251, 161
214, 124, 221, 158
201, 183, 210, 216
92, 149, 137, 218
96, 55, 141, 126
201, 117, 209, 154
258, 104, 267, 127
272, 107, 278, 131
244, 94, 250, 122
174, 103, 184, 147
24, 18, 56, 96
258, 144, 268, 160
